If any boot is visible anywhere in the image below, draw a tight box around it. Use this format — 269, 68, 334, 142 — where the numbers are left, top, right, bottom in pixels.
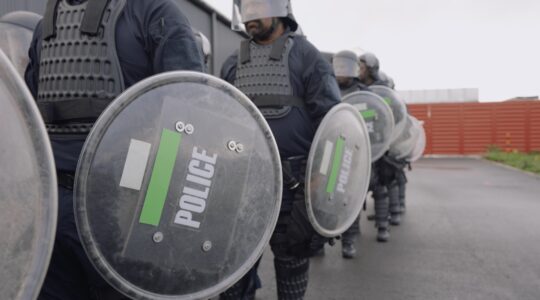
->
341, 242, 356, 259
377, 227, 389, 242
390, 213, 401, 226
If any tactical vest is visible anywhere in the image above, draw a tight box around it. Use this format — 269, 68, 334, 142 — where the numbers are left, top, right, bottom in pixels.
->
37, 0, 126, 133
234, 33, 305, 119
340, 83, 361, 98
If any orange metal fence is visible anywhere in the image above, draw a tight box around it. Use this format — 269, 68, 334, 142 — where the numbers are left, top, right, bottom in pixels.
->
408, 101, 540, 155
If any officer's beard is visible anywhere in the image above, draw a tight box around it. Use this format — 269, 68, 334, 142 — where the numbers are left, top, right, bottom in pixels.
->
247, 19, 279, 43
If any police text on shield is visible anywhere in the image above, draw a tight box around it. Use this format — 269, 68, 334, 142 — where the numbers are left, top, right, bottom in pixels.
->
174, 147, 218, 229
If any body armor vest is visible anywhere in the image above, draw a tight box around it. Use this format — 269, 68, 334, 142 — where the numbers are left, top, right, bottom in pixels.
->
37, 0, 126, 133
340, 83, 361, 98
234, 33, 305, 119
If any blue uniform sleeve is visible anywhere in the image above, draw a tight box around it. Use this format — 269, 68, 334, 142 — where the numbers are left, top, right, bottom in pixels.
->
220, 52, 238, 84
142, 0, 205, 73
297, 38, 341, 124
24, 21, 42, 99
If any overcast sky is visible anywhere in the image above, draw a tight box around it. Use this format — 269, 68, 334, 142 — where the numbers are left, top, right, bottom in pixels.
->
203, 0, 540, 101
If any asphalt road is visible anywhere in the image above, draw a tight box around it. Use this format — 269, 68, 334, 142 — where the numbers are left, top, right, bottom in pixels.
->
255, 158, 540, 300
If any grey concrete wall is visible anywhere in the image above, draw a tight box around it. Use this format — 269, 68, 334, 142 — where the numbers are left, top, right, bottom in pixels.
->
0, 0, 246, 76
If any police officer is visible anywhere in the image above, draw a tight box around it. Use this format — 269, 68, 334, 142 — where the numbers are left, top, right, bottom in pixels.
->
332, 50, 368, 258
358, 52, 396, 241
361, 53, 413, 241
376, 70, 409, 224
24, 0, 204, 298
220, 0, 340, 298
377, 72, 409, 217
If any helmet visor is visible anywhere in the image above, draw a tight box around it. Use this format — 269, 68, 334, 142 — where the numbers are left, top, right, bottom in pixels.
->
241, 0, 288, 23
333, 56, 360, 78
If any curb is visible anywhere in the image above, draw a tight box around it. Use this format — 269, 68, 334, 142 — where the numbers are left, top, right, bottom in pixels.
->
482, 158, 540, 179
422, 154, 483, 159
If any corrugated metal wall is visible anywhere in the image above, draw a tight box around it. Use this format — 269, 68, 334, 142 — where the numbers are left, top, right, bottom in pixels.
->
408, 101, 540, 155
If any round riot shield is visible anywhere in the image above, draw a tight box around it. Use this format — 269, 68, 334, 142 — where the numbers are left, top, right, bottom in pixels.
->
409, 117, 426, 162
388, 115, 422, 160
0, 50, 57, 299
74, 71, 282, 299
0, 11, 41, 77
342, 91, 395, 162
369, 85, 408, 143
305, 103, 371, 237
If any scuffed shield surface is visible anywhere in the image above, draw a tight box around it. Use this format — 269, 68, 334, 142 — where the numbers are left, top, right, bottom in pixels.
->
369, 85, 408, 143
305, 103, 371, 237
388, 115, 422, 160
409, 117, 426, 162
74, 71, 282, 299
0, 50, 57, 300
343, 91, 395, 162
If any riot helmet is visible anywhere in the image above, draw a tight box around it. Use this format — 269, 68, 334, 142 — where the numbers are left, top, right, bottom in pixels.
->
232, 0, 298, 32
333, 50, 360, 78
359, 52, 380, 84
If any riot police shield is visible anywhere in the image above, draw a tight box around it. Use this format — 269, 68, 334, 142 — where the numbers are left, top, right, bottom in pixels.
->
0, 50, 57, 300
369, 85, 408, 143
0, 11, 41, 76
74, 71, 282, 299
342, 91, 395, 162
388, 115, 422, 160
409, 117, 426, 162
305, 103, 371, 237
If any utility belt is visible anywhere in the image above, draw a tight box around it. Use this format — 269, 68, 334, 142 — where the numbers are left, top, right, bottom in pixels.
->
46, 123, 94, 134
382, 154, 409, 170
252, 95, 306, 120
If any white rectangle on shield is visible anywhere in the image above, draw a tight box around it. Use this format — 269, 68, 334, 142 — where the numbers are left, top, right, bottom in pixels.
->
120, 139, 152, 191
319, 140, 334, 176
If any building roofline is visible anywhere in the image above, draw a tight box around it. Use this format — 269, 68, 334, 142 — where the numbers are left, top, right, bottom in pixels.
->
186, 0, 248, 38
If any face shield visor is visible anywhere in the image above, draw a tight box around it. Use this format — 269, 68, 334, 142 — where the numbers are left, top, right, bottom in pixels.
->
333, 53, 360, 78
232, 0, 289, 31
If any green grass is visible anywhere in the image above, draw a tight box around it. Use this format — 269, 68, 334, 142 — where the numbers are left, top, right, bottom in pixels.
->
485, 147, 540, 175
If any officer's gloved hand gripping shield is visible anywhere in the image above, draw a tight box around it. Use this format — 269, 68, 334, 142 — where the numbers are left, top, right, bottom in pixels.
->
305, 103, 372, 237
73, 72, 282, 299
343, 91, 395, 162
0, 49, 57, 300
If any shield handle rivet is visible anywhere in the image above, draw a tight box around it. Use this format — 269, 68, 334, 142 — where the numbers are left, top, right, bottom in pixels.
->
153, 232, 164, 243
202, 241, 212, 252
175, 121, 185, 133
227, 141, 237, 151
236, 143, 244, 153
185, 124, 194, 135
